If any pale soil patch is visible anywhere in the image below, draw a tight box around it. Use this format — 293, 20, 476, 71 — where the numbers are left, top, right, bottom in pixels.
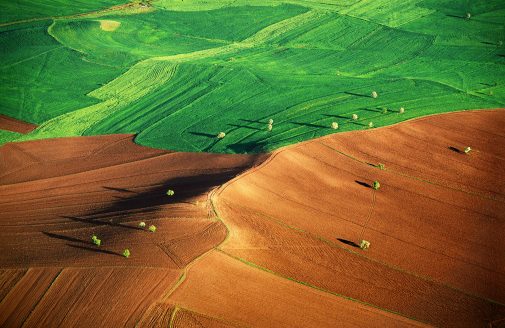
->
98, 19, 120, 31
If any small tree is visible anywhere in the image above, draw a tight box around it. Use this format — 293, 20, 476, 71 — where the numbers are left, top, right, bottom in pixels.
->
371, 91, 378, 99
217, 132, 226, 139
352, 114, 358, 120
123, 249, 131, 258
138, 221, 146, 228
372, 180, 380, 190
368, 122, 374, 128
360, 240, 370, 250
268, 119, 274, 125
166, 189, 175, 196
464, 146, 472, 154
267, 123, 273, 131
149, 225, 157, 233
399, 107, 405, 114
331, 122, 339, 130
91, 235, 101, 246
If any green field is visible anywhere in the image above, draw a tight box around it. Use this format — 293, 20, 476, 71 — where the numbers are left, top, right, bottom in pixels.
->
1, 0, 504, 152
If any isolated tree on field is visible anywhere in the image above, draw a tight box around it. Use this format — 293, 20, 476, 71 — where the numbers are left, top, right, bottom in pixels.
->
268, 119, 274, 125
368, 122, 374, 128
331, 122, 339, 130
360, 240, 370, 250
377, 163, 385, 170
267, 123, 273, 131
372, 180, 380, 190
464, 146, 472, 154
352, 114, 358, 120
91, 235, 101, 246
399, 107, 405, 114
371, 91, 378, 99
149, 225, 157, 233
466, 12, 471, 19
382, 107, 388, 114
166, 189, 175, 196
123, 249, 131, 258
138, 222, 146, 228
217, 132, 226, 139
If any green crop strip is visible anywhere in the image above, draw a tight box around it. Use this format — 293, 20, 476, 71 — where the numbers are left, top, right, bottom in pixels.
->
1, 1, 504, 153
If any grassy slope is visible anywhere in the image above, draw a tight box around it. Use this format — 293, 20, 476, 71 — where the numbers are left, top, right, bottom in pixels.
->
3, 0, 505, 152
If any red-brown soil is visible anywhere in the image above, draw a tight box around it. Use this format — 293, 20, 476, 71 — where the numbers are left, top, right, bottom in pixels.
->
0, 115, 36, 134
1, 110, 504, 327
0, 134, 262, 327
213, 109, 505, 327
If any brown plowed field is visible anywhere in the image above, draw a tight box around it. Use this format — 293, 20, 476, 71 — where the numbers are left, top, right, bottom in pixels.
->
214, 109, 505, 327
1, 110, 504, 327
0, 115, 36, 134
0, 134, 262, 327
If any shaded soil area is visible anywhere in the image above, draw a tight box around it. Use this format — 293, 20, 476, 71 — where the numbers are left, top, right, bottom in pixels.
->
212, 109, 505, 327
0, 134, 263, 326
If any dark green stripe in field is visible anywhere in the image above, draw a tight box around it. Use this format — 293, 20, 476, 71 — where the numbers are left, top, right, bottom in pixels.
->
1, 1, 505, 152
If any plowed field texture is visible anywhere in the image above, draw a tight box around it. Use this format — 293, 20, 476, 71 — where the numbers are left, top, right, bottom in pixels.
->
0, 0, 504, 327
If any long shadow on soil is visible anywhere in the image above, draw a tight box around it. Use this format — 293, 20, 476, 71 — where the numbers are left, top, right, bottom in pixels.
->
43, 156, 265, 258
337, 238, 360, 248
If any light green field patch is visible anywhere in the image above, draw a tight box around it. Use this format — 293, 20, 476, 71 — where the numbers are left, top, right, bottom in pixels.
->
97, 19, 120, 31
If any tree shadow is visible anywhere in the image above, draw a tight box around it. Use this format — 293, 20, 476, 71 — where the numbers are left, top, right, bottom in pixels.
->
239, 119, 265, 124
446, 14, 466, 19
61, 215, 145, 231
66, 244, 123, 257
448, 146, 462, 154
227, 123, 262, 131
479, 82, 496, 87
291, 122, 327, 129
323, 114, 348, 120
344, 91, 370, 98
103, 186, 135, 193
337, 238, 360, 248
43, 231, 88, 244
227, 141, 268, 153
355, 180, 371, 188
189, 132, 216, 138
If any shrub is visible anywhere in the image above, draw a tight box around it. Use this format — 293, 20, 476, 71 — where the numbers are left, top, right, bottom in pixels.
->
371, 91, 378, 99
149, 225, 157, 233
399, 107, 405, 114
368, 122, 374, 128
464, 146, 472, 154
372, 180, 380, 190
138, 221, 146, 228
91, 235, 101, 246
123, 249, 131, 258
166, 189, 175, 196
360, 240, 370, 250
217, 132, 226, 139
352, 114, 358, 120
267, 123, 273, 131
268, 119, 274, 125
331, 122, 339, 130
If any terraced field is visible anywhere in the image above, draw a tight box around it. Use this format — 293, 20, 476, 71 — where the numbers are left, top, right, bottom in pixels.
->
1, 0, 504, 151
